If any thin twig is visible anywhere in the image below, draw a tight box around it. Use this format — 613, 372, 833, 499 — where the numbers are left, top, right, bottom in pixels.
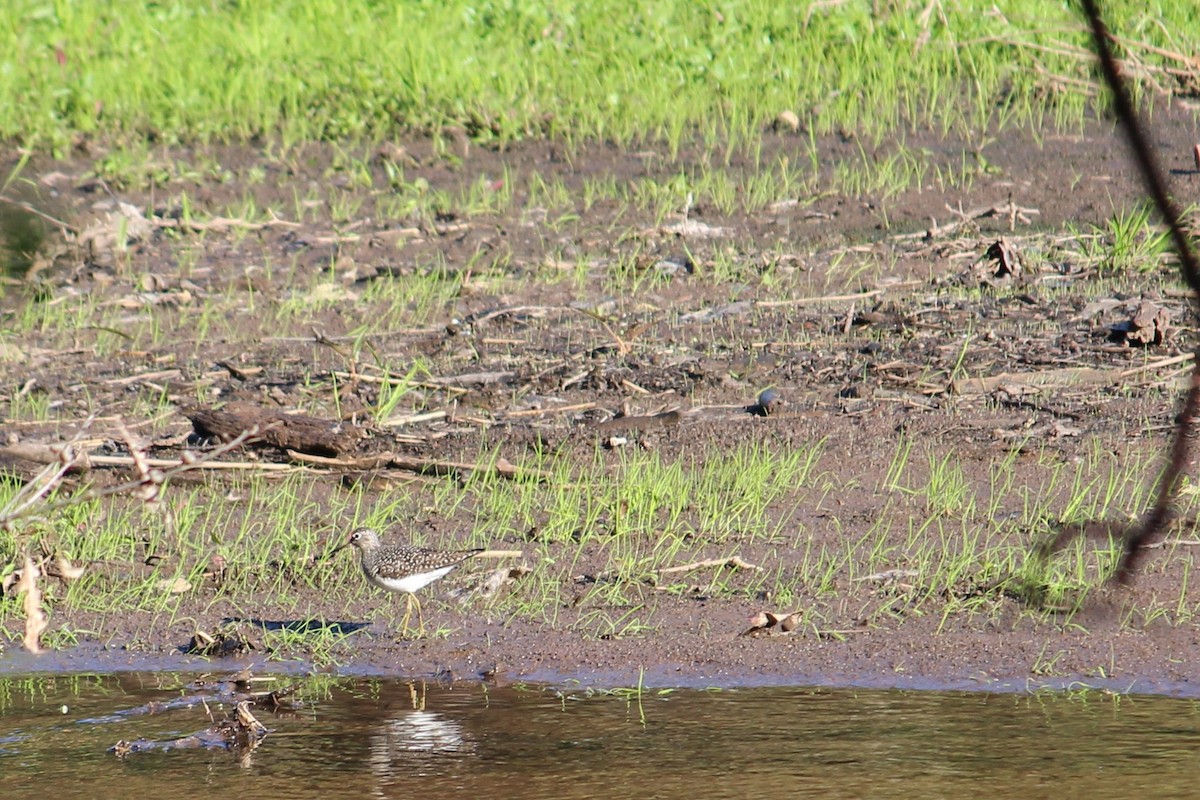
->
656, 556, 763, 574
756, 290, 882, 308
152, 214, 302, 233
476, 549, 525, 559
505, 401, 598, 418
0, 194, 80, 233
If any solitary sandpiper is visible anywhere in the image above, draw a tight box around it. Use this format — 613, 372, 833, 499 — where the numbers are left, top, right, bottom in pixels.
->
337, 527, 482, 633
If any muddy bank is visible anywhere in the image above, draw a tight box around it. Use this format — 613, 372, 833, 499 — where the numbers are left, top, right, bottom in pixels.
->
3, 599, 1200, 697
4, 107, 1200, 694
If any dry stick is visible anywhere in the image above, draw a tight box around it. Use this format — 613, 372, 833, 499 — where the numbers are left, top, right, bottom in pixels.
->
571, 306, 635, 356
152, 214, 302, 233
104, 369, 183, 386
889, 200, 1039, 242
505, 401, 598, 419
88, 455, 297, 471
0, 421, 97, 524
1073, 0, 1200, 583
756, 289, 882, 308
476, 550, 525, 559
967, 33, 1197, 85
0, 194, 80, 234
1119, 352, 1195, 378
656, 556, 763, 574
382, 410, 447, 427
0, 425, 274, 528
0, 443, 298, 472
1143, 539, 1200, 550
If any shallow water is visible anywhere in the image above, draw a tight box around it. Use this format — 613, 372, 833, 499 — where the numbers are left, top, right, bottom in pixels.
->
3, 673, 1200, 799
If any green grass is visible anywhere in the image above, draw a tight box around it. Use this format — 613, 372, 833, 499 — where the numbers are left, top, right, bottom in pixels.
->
1, 411, 1196, 657
3, 1, 1199, 152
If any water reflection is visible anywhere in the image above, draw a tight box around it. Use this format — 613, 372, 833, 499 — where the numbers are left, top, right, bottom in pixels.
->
367, 708, 475, 789
2, 675, 1200, 799
373, 710, 471, 757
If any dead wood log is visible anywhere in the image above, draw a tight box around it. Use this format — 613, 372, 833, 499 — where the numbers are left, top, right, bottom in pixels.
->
186, 403, 363, 457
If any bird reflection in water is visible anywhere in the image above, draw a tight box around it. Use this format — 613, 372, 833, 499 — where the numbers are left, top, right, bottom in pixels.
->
365, 682, 477, 785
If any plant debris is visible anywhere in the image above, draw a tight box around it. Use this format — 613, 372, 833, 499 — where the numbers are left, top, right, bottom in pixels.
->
1109, 298, 1170, 346
111, 700, 267, 758
742, 610, 802, 636
105, 672, 291, 759
187, 403, 365, 458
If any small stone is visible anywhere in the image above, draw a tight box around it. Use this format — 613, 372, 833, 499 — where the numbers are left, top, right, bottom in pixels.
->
753, 388, 782, 416
156, 577, 191, 594
774, 110, 801, 132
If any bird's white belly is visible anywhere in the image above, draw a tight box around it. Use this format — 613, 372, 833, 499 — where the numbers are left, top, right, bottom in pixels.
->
366, 564, 455, 595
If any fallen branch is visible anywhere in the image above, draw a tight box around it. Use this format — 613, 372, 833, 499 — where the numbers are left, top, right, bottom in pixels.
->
285, 450, 549, 481
0, 424, 277, 529
0, 444, 299, 473
187, 404, 362, 458
891, 199, 1040, 242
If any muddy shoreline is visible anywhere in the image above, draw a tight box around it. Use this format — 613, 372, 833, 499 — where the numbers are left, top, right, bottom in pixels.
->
5, 107, 1200, 695
4, 583, 1200, 697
